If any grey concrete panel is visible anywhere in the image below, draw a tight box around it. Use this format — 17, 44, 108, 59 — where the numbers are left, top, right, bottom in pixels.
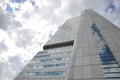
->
75, 57, 82, 66
91, 65, 104, 79
73, 67, 82, 79
83, 56, 91, 66
83, 66, 92, 78
75, 49, 83, 57
90, 55, 101, 65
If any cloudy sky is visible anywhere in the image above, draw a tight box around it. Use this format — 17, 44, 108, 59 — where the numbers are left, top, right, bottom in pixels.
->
0, 0, 120, 80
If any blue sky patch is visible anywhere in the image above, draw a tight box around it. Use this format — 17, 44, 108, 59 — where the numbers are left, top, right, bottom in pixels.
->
6, 3, 13, 13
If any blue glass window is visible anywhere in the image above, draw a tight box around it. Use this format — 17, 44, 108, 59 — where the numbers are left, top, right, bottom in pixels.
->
18, 71, 66, 77
43, 63, 67, 68
34, 54, 50, 58
91, 23, 120, 79
104, 73, 120, 78
104, 67, 120, 73
40, 57, 68, 62
37, 51, 48, 54
41, 59, 53, 62
100, 56, 116, 61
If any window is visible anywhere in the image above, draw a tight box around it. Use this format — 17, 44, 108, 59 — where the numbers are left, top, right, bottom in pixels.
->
34, 54, 50, 58
104, 67, 120, 73
43, 63, 67, 68
19, 71, 66, 77
104, 73, 120, 78
41, 59, 53, 62
91, 23, 120, 79
37, 51, 48, 55
34, 71, 66, 76
102, 64, 119, 68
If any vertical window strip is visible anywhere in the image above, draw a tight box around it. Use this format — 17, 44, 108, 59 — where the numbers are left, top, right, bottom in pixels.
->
91, 24, 120, 79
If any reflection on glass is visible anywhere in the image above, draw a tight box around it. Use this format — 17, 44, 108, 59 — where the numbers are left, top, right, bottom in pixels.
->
18, 71, 66, 77
104, 68, 120, 73
25, 63, 67, 70
104, 73, 120, 78
20, 46, 72, 78
91, 24, 120, 79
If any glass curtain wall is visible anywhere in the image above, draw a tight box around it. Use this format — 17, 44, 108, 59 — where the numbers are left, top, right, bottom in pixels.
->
91, 24, 120, 79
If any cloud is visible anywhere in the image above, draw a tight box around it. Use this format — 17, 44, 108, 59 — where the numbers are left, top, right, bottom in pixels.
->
105, 2, 115, 13
0, 0, 120, 80
0, 6, 22, 31
8, 54, 28, 70
103, 0, 120, 27
110, 0, 120, 27
13, 29, 34, 48
0, 58, 8, 80
60, 0, 83, 16
0, 8, 10, 30
82, 0, 120, 27
0, 54, 29, 80
0, 40, 8, 53
0, 57, 17, 80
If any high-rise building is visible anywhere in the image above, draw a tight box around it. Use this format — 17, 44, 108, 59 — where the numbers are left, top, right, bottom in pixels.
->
14, 9, 120, 80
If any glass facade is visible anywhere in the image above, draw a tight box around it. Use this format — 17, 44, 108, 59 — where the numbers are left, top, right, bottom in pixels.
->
18, 71, 66, 77
91, 24, 120, 79
16, 46, 73, 79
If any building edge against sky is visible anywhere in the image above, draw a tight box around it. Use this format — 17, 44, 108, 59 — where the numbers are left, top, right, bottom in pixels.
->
14, 9, 120, 80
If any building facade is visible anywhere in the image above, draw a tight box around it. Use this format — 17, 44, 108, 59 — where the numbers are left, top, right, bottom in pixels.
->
14, 9, 120, 80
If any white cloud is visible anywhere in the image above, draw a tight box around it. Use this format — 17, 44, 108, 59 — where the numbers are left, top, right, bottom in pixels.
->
0, 40, 8, 52
0, 8, 10, 30
82, 0, 120, 27
109, 0, 120, 27
0, 0, 120, 80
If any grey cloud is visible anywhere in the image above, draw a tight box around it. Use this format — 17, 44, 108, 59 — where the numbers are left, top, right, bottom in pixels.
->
111, 0, 120, 27
61, 0, 83, 17
0, 60, 8, 80
0, 7, 22, 31
30, 0, 35, 6
9, 55, 26, 70
104, 0, 115, 13
0, 55, 28, 80
8, 20, 22, 31
39, 0, 83, 25
22, 11, 31, 19
14, 29, 34, 48
20, 1, 61, 27
7, 55, 30, 79
0, 58, 17, 80
47, 0, 61, 9
0, 8, 10, 30
101, 0, 120, 27
0, 40, 8, 53
12, 20, 22, 27
82, 0, 120, 27
105, 3, 115, 13
83, 0, 110, 12
34, 0, 62, 24
42, 0, 80, 24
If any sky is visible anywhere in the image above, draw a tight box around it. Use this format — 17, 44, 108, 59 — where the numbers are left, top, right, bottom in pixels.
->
0, 0, 120, 80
